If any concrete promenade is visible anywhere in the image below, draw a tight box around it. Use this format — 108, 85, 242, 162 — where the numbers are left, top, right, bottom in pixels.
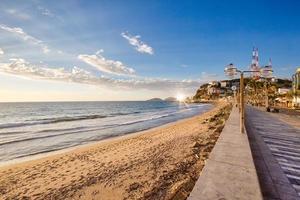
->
246, 106, 300, 199
188, 106, 262, 200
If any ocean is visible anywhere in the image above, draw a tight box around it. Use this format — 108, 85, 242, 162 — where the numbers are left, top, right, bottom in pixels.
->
0, 101, 212, 163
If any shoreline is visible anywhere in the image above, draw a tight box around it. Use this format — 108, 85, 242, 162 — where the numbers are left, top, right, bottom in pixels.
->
0, 101, 231, 200
0, 103, 213, 167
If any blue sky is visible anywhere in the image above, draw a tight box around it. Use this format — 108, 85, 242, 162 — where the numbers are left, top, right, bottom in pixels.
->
0, 0, 299, 101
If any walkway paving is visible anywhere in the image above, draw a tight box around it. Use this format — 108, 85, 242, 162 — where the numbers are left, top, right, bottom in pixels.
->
246, 106, 300, 199
188, 106, 262, 200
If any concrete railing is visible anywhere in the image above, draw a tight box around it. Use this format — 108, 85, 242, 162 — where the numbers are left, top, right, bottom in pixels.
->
187, 107, 262, 200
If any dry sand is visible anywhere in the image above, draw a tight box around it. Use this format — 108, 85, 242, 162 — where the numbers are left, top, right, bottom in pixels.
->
0, 102, 231, 200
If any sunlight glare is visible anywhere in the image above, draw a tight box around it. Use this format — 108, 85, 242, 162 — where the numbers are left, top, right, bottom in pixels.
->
176, 93, 185, 102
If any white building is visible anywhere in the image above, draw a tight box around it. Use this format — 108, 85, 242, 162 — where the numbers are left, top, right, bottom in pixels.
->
278, 88, 290, 94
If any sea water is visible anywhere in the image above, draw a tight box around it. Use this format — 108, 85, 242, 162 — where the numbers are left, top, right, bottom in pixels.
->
0, 101, 212, 163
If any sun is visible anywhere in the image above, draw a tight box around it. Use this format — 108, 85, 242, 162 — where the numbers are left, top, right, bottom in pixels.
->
176, 93, 185, 102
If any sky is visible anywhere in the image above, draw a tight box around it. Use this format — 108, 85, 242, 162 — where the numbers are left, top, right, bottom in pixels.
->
0, 0, 299, 102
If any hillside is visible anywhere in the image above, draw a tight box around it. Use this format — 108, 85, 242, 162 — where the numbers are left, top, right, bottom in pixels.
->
164, 97, 177, 102
193, 78, 292, 101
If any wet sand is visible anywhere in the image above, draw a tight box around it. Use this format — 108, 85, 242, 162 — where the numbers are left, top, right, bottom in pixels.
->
0, 101, 231, 200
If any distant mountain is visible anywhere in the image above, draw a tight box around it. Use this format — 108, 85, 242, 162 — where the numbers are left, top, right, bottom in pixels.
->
164, 97, 178, 102
146, 98, 163, 101
147, 97, 178, 102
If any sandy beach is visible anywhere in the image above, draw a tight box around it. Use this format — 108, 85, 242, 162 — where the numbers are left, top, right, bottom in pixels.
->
0, 102, 231, 200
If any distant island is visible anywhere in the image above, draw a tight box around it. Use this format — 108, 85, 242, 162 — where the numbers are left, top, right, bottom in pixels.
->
164, 97, 177, 102
147, 97, 178, 102
146, 98, 164, 101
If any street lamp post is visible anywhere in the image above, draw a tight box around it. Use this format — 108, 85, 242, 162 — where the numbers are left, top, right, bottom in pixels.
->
224, 63, 273, 133
224, 64, 246, 133
240, 72, 245, 133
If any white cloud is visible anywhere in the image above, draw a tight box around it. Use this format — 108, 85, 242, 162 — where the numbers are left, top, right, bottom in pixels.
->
121, 32, 154, 55
1, 58, 69, 79
0, 48, 4, 55
5, 9, 31, 20
37, 6, 55, 18
78, 50, 135, 76
0, 58, 202, 91
0, 24, 50, 53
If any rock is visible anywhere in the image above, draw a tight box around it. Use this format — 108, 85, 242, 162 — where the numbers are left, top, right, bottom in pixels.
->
193, 142, 201, 148
209, 117, 216, 122
129, 182, 142, 191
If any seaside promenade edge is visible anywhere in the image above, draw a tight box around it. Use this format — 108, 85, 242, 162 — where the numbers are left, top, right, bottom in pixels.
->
187, 106, 263, 200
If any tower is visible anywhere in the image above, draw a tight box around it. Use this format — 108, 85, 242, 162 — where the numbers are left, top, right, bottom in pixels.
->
250, 47, 260, 78
268, 58, 272, 68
